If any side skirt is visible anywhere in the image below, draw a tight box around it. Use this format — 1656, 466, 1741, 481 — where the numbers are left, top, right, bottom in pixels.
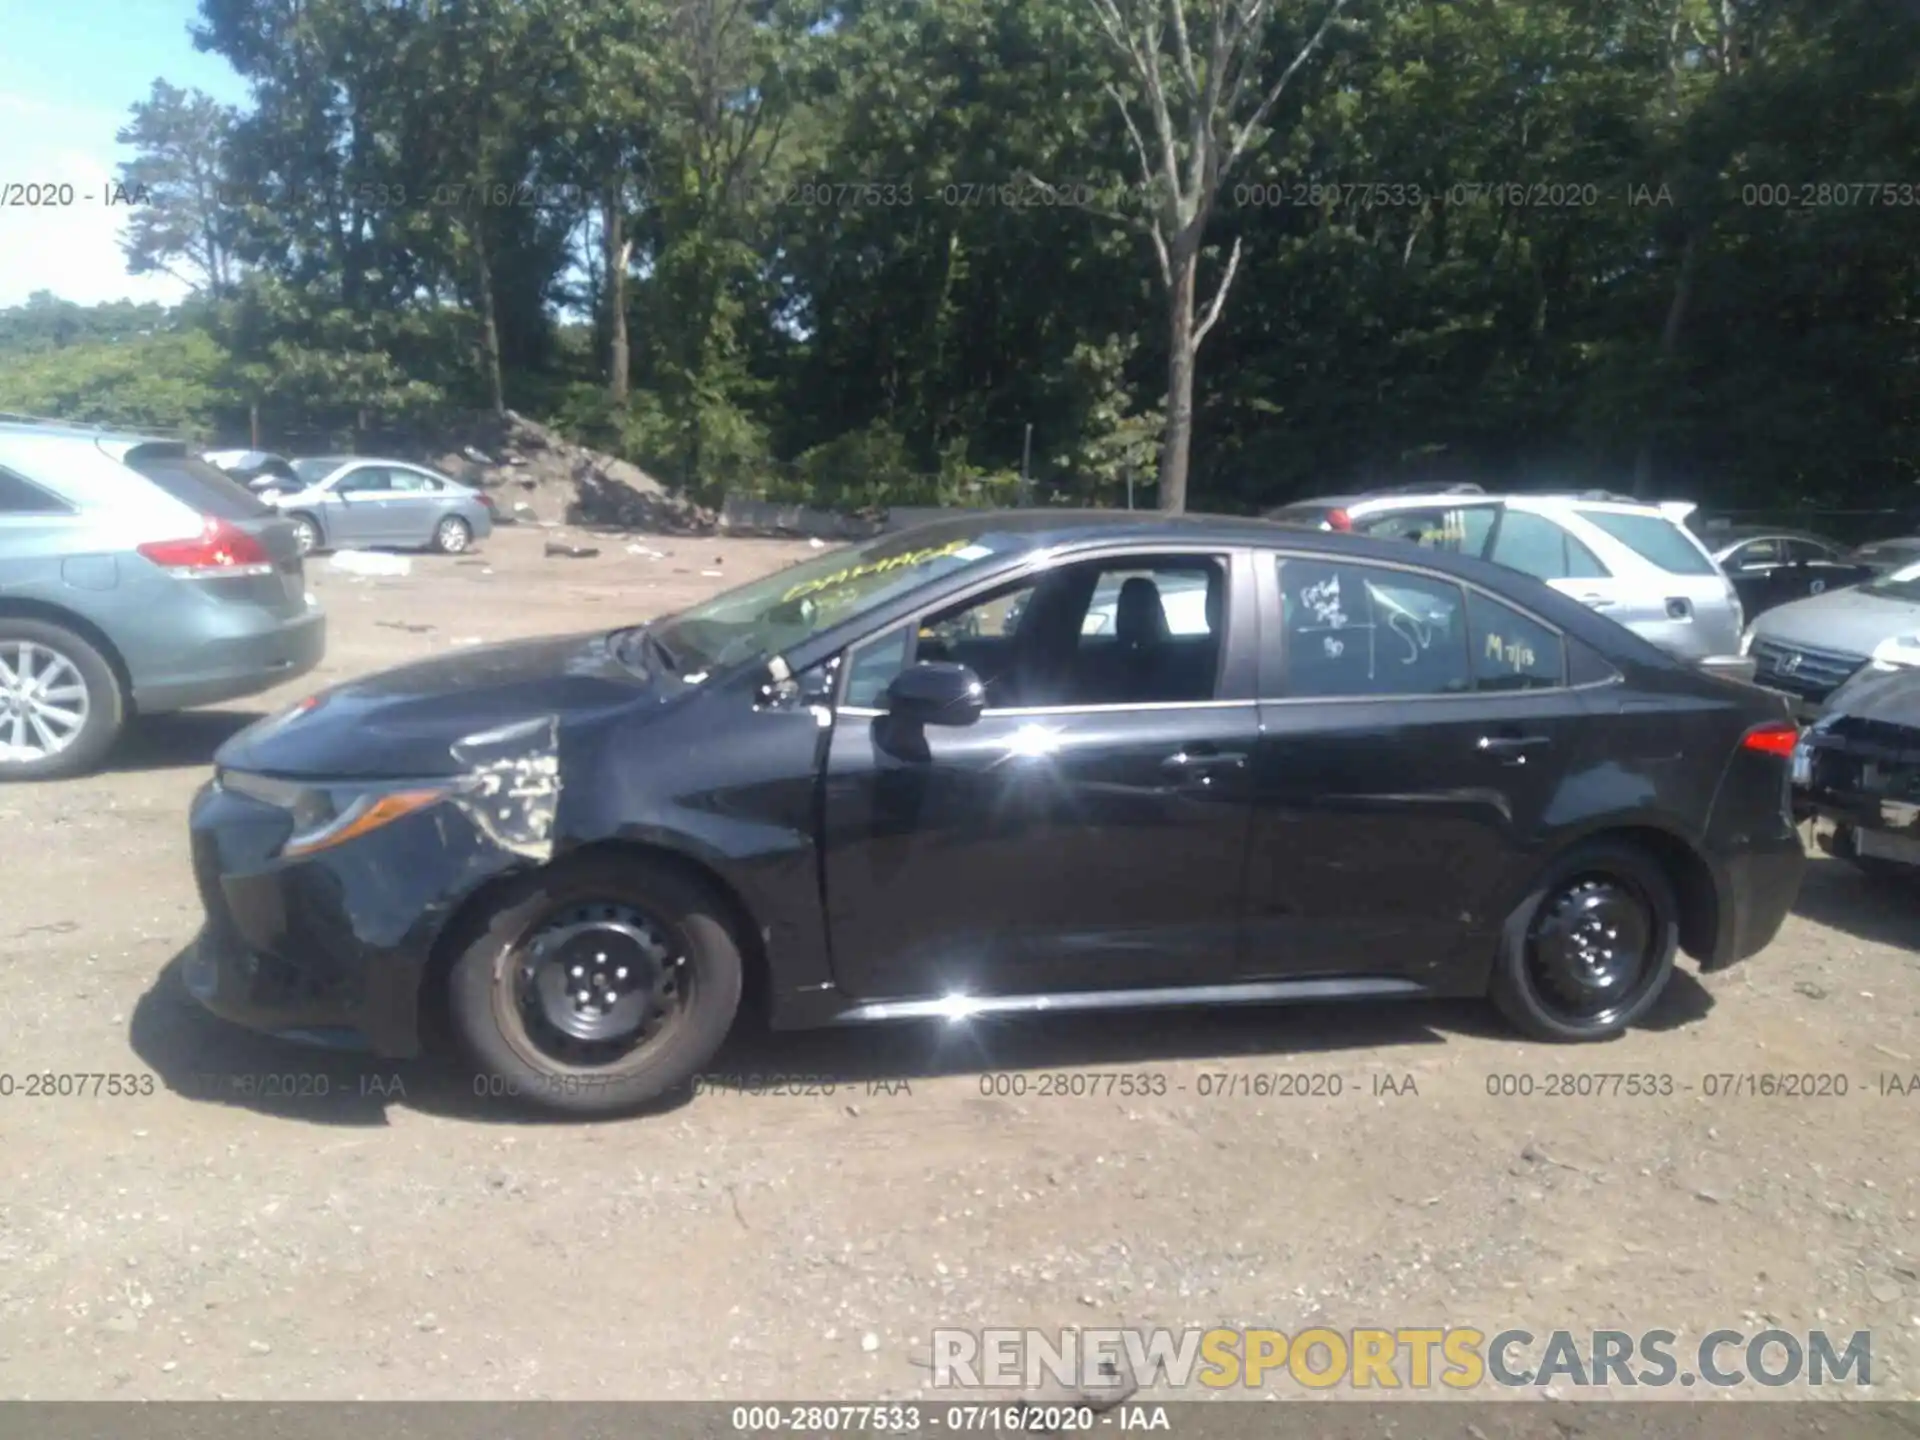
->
772, 976, 1428, 1030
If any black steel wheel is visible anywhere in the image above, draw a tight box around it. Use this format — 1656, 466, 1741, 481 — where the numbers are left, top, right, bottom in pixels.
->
1490, 840, 1679, 1041
446, 854, 744, 1116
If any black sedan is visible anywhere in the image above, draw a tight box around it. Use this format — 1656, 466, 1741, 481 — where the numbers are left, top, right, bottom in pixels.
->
185, 512, 1806, 1114
1704, 526, 1874, 619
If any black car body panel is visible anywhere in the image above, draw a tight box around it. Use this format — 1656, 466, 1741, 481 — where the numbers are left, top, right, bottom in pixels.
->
184, 512, 1805, 1057
1705, 525, 1873, 619
1794, 666, 1920, 868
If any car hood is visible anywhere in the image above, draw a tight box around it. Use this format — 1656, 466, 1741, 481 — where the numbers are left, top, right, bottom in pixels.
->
1820, 663, 1920, 729
216, 631, 672, 779
1751, 586, 1920, 654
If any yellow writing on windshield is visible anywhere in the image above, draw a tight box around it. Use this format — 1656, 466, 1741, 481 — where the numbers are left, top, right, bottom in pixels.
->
782, 537, 973, 603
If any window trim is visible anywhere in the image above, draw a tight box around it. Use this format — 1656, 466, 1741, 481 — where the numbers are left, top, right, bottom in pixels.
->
1257, 547, 1585, 703
830, 544, 1253, 717
0, 463, 77, 517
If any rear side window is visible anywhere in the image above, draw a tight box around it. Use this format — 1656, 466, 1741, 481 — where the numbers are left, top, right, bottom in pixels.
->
1577, 509, 1717, 576
121, 444, 271, 521
1489, 511, 1610, 580
0, 465, 73, 515
1467, 591, 1566, 690
1276, 558, 1472, 697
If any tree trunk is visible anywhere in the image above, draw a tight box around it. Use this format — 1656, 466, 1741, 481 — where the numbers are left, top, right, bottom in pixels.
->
1632, 228, 1699, 497
472, 218, 506, 416
1158, 245, 1198, 514
603, 184, 631, 404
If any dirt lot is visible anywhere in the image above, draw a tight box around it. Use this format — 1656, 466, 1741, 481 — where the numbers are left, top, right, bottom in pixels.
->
1, 524, 1917, 1404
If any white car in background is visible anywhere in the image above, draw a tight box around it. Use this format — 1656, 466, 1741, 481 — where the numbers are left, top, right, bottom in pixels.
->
1267, 486, 1752, 679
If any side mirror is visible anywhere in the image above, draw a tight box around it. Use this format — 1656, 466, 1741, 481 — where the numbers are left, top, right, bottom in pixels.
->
883, 662, 985, 727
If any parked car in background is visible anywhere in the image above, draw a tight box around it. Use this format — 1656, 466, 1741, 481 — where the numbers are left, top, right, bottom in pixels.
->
1696, 526, 1874, 620
266, 456, 496, 555
1847, 536, 1920, 576
1266, 487, 1752, 680
186, 512, 1802, 1114
1792, 663, 1920, 874
1745, 558, 1920, 718
202, 449, 300, 492
0, 419, 325, 780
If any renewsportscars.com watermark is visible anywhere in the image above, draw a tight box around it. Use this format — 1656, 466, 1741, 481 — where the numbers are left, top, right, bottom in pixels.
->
931, 1327, 1874, 1393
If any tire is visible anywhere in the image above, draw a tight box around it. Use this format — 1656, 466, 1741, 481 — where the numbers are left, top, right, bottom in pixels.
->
288, 512, 323, 556
433, 515, 473, 554
0, 619, 126, 781
1489, 840, 1679, 1042
446, 854, 744, 1116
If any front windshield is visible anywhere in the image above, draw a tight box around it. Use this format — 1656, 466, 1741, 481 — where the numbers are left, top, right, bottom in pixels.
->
646, 527, 1025, 673
291, 457, 340, 485
1865, 559, 1920, 602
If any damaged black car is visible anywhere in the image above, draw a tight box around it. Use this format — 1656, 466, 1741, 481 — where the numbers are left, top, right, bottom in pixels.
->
1793, 663, 1920, 873
186, 512, 1807, 1115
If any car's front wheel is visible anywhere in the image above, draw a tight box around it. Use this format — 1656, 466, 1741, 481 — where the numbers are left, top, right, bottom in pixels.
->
0, 619, 125, 781
446, 854, 744, 1116
1489, 840, 1679, 1042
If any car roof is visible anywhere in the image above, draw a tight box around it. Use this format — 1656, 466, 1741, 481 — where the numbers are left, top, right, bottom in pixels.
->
0, 418, 177, 451
1702, 525, 1840, 548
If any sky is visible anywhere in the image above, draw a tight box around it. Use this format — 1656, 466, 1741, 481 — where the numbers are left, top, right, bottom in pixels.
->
0, 0, 249, 308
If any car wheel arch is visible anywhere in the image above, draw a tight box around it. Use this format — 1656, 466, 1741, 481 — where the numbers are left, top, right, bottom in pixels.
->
0, 597, 135, 711
1530, 821, 1721, 963
418, 836, 775, 1046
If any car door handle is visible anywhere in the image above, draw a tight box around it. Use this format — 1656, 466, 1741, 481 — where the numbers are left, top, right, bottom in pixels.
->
1161, 749, 1247, 775
1573, 592, 1615, 609
1478, 733, 1552, 763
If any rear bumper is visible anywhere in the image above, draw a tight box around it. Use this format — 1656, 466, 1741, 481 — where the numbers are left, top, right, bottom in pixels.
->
1701, 833, 1805, 971
134, 603, 326, 713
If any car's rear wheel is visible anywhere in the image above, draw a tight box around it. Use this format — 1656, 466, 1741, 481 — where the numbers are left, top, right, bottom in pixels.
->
1489, 840, 1678, 1042
0, 619, 125, 781
288, 512, 322, 555
433, 515, 472, 554
446, 854, 744, 1115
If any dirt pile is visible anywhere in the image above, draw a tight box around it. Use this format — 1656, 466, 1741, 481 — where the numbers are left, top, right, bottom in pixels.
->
425, 411, 716, 533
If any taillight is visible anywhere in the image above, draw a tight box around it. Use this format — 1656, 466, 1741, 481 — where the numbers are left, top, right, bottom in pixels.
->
137, 517, 273, 576
1327, 508, 1353, 531
1742, 721, 1799, 757
477, 493, 497, 512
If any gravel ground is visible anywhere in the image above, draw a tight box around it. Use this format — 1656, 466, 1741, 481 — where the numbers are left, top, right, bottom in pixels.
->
0, 525, 1917, 1404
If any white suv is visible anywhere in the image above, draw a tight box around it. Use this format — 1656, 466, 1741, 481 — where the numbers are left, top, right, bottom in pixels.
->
1267, 487, 1751, 678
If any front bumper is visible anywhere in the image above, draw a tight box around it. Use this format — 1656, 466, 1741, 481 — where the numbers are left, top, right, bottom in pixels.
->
1698, 654, 1758, 685
1795, 732, 1920, 861
184, 775, 518, 1057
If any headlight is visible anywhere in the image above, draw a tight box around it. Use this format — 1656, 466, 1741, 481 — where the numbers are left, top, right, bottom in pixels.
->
1868, 634, 1920, 672
218, 770, 450, 857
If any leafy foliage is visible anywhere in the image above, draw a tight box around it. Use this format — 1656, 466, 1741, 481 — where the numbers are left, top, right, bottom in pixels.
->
0, 0, 1913, 515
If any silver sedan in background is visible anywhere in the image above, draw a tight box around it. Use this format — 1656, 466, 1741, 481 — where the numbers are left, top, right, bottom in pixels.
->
265, 456, 496, 556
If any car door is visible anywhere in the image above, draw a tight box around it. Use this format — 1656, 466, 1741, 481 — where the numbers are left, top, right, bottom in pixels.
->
1240, 550, 1602, 987
1721, 537, 1788, 617
818, 547, 1262, 1002
1785, 538, 1872, 602
385, 468, 448, 546
326, 465, 399, 544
